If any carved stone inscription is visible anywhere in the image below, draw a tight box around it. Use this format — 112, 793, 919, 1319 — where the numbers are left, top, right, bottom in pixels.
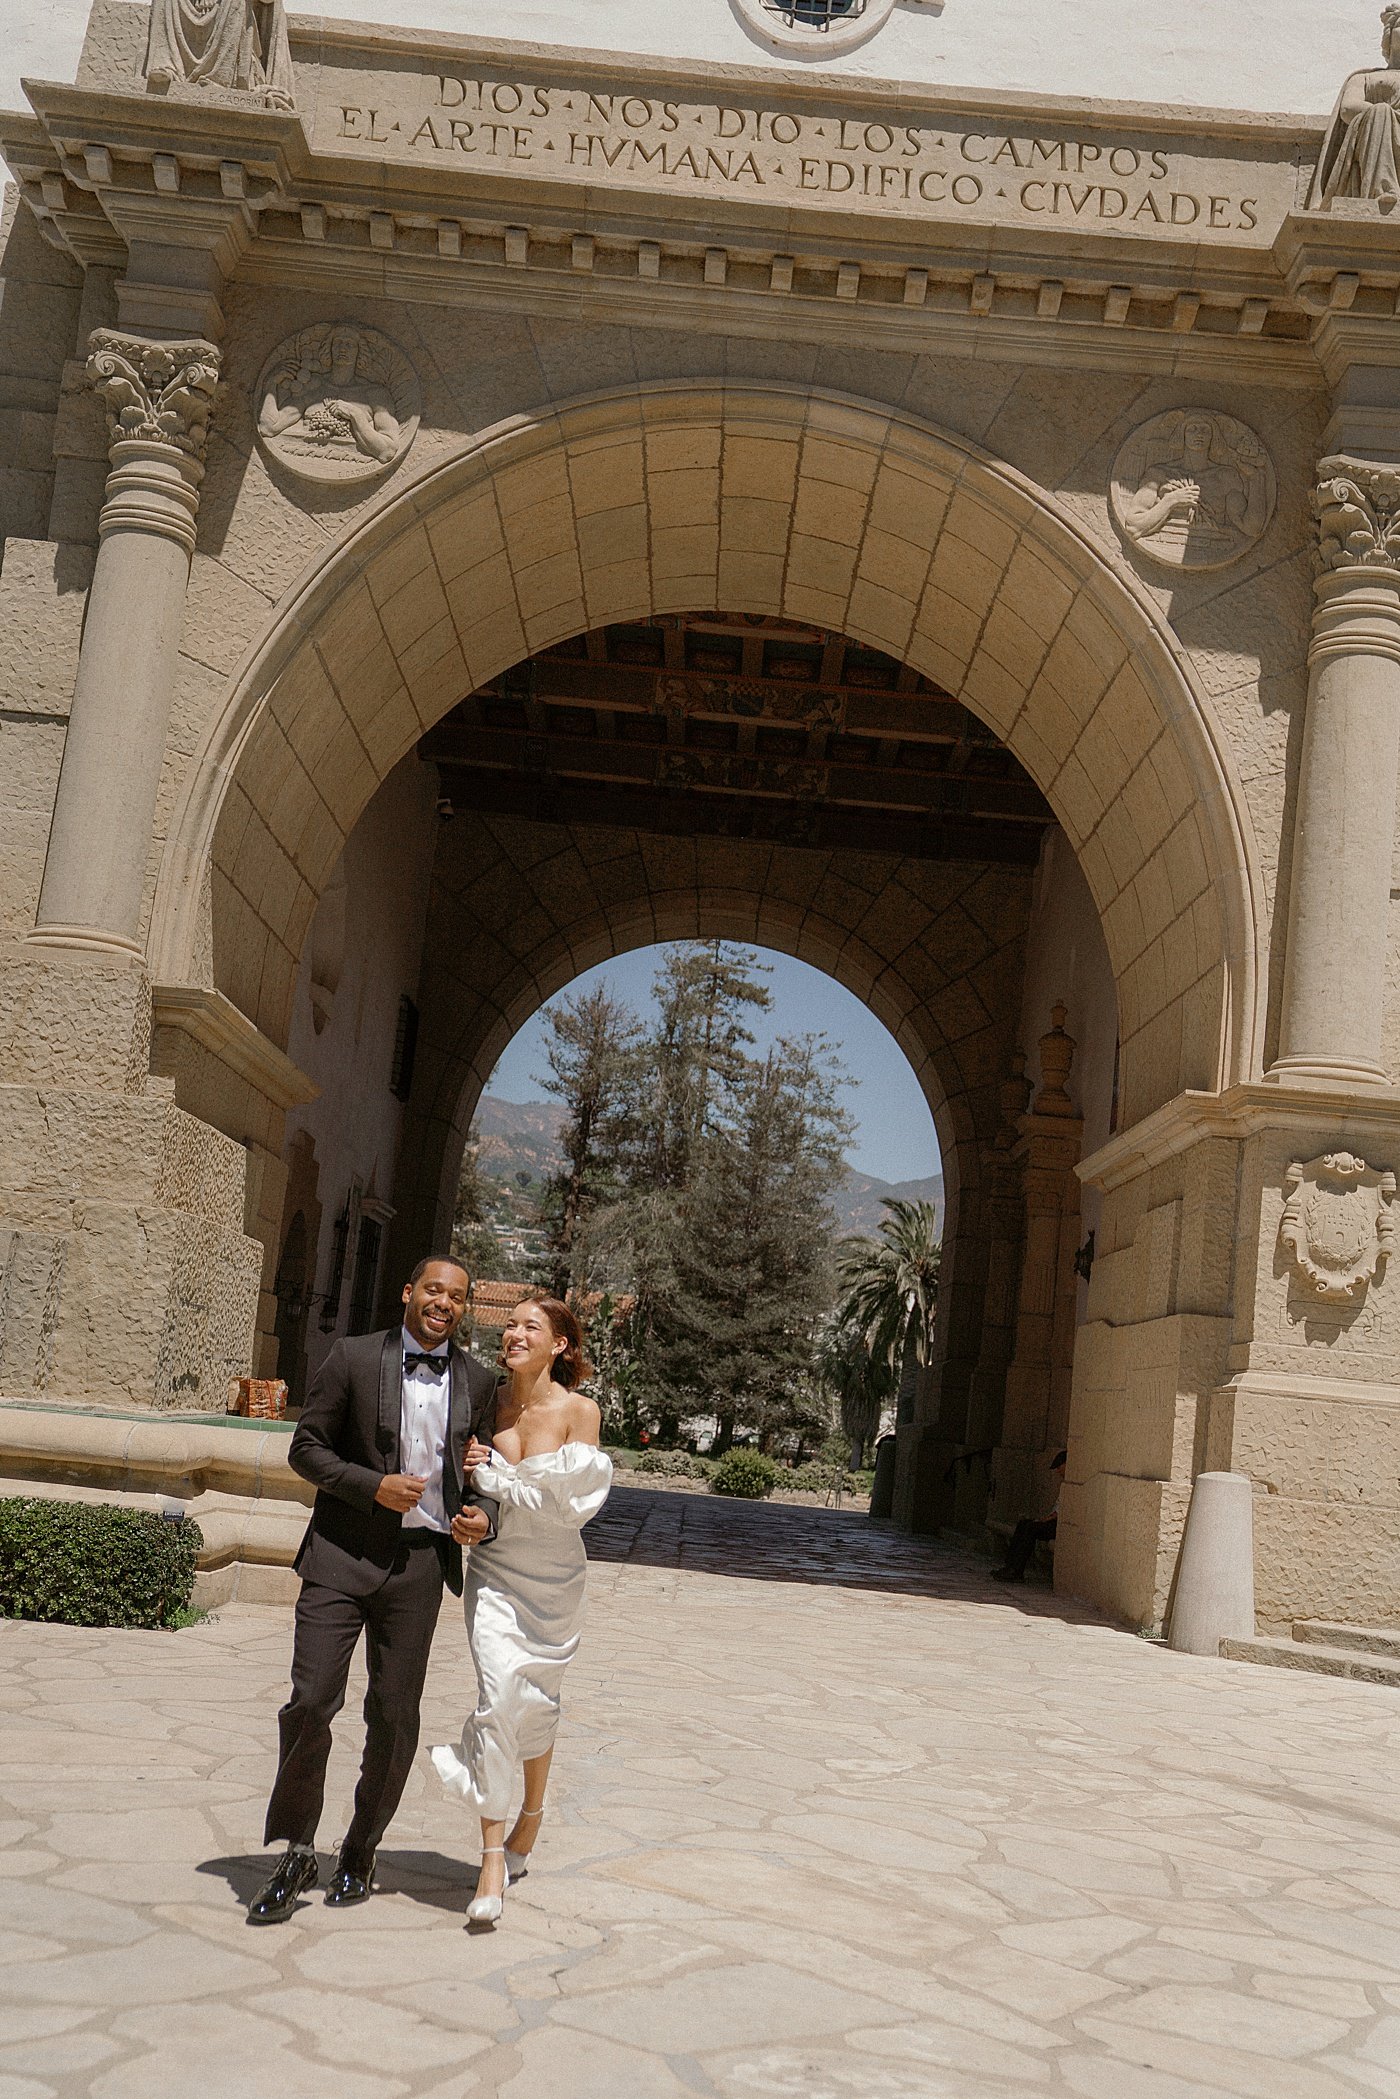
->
308, 68, 1289, 236
1279, 1151, 1397, 1304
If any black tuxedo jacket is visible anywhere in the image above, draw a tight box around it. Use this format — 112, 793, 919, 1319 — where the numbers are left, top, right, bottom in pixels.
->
288, 1329, 499, 1598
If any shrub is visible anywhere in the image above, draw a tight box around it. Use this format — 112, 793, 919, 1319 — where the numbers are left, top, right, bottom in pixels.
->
710, 1450, 778, 1499
0, 1498, 203, 1630
634, 1449, 712, 1479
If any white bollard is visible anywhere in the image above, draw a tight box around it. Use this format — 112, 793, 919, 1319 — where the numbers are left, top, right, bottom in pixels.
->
1168, 1471, 1256, 1657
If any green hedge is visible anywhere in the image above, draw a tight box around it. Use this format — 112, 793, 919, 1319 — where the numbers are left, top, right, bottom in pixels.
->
710, 1450, 779, 1499
633, 1449, 713, 1479
0, 1498, 203, 1630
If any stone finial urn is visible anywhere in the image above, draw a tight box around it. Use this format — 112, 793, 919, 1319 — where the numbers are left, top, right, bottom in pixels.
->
1033, 1003, 1077, 1117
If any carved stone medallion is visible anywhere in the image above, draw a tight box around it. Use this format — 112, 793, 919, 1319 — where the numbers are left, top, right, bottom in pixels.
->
1110, 410, 1276, 571
1279, 1151, 1397, 1303
255, 323, 420, 486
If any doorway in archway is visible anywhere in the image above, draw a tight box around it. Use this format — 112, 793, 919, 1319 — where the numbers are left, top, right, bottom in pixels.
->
457, 935, 940, 1469
267, 609, 1115, 1558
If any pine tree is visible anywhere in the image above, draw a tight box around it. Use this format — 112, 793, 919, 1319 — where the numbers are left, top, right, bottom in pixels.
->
537, 984, 642, 1295
451, 1142, 514, 1279
648, 939, 771, 1189
648, 1034, 853, 1452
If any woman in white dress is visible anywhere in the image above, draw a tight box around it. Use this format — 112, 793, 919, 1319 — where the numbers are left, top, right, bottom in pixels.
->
430, 1296, 612, 1925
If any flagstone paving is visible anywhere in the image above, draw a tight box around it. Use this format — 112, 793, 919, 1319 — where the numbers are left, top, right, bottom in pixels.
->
3, 1484, 1400, 2097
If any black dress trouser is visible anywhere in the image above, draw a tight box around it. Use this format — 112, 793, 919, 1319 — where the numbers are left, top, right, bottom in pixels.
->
1002, 1514, 1057, 1578
264, 1530, 447, 1854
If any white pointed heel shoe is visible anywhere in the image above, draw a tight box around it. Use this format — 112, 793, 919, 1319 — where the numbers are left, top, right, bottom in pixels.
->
505, 1806, 543, 1883
466, 1847, 507, 1927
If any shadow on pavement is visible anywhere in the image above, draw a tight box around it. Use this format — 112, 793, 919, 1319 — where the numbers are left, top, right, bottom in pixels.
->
198, 1848, 481, 1914
586, 1483, 1103, 1622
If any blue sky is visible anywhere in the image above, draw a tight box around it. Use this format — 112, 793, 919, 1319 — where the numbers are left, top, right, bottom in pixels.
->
484, 944, 940, 1186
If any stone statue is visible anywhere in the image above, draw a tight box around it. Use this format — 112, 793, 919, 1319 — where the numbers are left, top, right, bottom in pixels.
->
144, 0, 295, 109
255, 324, 421, 486
1308, 5, 1400, 210
1110, 410, 1275, 571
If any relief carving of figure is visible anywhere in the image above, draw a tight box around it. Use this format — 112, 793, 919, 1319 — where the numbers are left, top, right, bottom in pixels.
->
1279, 1151, 1398, 1304
145, 0, 294, 107
255, 324, 421, 486
1110, 411, 1276, 571
1308, 5, 1400, 210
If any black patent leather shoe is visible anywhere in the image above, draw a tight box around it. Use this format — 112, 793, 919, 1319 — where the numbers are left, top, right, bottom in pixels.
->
324, 1845, 376, 1907
247, 1846, 318, 1924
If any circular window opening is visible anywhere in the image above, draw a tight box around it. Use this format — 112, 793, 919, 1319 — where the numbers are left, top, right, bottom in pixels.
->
735, 0, 898, 56
762, 0, 865, 25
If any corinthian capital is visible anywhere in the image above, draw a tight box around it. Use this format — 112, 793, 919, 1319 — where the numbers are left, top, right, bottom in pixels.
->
1314, 454, 1400, 575
86, 330, 221, 464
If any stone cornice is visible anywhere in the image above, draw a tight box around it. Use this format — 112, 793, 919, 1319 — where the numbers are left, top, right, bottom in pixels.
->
152, 985, 318, 1110
1080, 1081, 1400, 1192
7, 16, 1395, 381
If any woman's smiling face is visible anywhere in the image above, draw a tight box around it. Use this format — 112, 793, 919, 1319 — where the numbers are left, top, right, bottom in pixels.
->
501, 1301, 564, 1379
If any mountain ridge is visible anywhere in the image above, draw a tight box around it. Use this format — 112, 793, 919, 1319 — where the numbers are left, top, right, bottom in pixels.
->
469, 1094, 942, 1238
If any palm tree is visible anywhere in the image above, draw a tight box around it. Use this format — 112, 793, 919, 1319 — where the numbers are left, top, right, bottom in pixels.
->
833, 1198, 941, 1397
820, 1318, 896, 1470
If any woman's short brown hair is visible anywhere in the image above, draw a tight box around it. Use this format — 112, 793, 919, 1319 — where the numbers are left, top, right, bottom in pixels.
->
513, 1296, 590, 1388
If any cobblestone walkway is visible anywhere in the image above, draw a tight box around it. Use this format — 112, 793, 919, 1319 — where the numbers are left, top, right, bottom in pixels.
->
3, 1486, 1400, 2097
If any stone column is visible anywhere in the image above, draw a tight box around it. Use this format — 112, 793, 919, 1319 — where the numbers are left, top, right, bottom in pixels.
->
958, 1052, 1032, 1525
1273, 457, 1400, 1086
30, 329, 219, 955
992, 1005, 1083, 1529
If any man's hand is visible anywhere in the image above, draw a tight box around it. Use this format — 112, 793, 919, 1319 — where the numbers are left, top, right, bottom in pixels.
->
375, 1473, 428, 1513
451, 1508, 490, 1547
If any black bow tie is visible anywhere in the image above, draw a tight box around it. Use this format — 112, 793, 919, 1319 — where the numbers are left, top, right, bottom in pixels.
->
405, 1350, 448, 1376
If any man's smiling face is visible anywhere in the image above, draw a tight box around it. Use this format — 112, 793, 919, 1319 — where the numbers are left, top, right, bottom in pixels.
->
402, 1261, 469, 1348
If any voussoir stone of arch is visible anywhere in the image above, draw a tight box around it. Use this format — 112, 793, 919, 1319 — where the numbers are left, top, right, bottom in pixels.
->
254, 321, 421, 487
1109, 409, 1277, 572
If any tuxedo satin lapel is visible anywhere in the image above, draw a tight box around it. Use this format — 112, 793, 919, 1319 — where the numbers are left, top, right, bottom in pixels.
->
447, 1349, 469, 1506
376, 1330, 400, 1465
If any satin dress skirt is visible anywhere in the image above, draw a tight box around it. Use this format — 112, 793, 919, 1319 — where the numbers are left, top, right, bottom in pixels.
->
431, 1444, 612, 1821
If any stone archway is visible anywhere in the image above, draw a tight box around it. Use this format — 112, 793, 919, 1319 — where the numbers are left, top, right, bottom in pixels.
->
151, 382, 1267, 1144
145, 380, 1270, 1620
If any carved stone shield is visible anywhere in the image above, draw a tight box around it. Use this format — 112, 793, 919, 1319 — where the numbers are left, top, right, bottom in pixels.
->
1279, 1151, 1397, 1302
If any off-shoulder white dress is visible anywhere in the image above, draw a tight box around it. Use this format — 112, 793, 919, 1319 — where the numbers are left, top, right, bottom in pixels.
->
430, 1443, 613, 1820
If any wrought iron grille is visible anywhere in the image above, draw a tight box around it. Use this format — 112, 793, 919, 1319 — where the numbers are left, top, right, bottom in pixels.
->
759, 0, 866, 27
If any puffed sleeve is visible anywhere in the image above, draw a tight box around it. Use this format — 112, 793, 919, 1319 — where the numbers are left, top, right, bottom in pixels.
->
544, 1445, 613, 1528
469, 1451, 547, 1511
470, 1445, 613, 1525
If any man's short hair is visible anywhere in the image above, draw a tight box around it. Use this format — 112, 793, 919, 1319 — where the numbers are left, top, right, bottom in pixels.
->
1051, 1448, 1068, 1470
408, 1252, 470, 1287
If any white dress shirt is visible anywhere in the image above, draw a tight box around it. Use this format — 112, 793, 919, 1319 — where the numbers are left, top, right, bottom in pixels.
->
399, 1326, 451, 1534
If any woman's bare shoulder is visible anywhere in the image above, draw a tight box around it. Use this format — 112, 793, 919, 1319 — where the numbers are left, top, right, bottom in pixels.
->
567, 1391, 602, 1445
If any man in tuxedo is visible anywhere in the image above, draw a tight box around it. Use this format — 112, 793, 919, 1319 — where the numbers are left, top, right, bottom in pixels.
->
247, 1253, 498, 1924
